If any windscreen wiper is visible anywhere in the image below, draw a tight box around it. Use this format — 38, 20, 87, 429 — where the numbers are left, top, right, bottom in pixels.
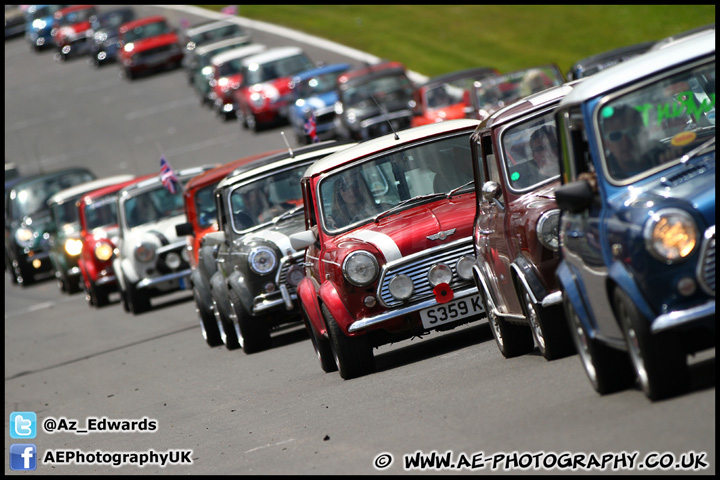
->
373, 193, 447, 223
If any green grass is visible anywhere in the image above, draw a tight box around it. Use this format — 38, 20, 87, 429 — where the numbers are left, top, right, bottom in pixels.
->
201, 5, 714, 77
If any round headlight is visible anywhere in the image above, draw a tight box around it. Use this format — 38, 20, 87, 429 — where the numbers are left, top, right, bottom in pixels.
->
134, 242, 156, 263
342, 251, 379, 287
537, 209, 560, 251
248, 246, 277, 275
428, 263, 452, 287
388, 274, 414, 300
643, 208, 698, 263
15, 227, 35, 248
286, 264, 305, 287
94, 242, 113, 262
64, 238, 83, 256
165, 252, 181, 270
455, 256, 475, 280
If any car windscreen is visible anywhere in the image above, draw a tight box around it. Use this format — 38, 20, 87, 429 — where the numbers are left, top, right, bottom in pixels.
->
320, 134, 474, 232
85, 194, 119, 230
10, 171, 95, 219
124, 185, 186, 229
228, 163, 308, 233
597, 60, 715, 183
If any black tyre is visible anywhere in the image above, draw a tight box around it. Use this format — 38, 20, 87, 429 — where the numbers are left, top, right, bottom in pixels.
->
518, 284, 575, 360
195, 286, 222, 347
322, 304, 374, 379
6, 253, 18, 285
125, 275, 151, 315
483, 289, 534, 358
563, 294, 634, 395
614, 288, 689, 401
87, 282, 110, 308
14, 260, 35, 287
229, 288, 271, 354
212, 295, 240, 350
302, 304, 337, 373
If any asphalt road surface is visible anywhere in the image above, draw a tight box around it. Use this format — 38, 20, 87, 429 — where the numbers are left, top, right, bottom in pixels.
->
4, 5, 715, 475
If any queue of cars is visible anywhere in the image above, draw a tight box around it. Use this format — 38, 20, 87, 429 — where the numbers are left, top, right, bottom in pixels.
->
7, 8, 714, 401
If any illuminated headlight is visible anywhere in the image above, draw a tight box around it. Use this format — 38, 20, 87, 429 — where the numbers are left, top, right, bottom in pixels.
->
33, 19, 47, 30
346, 111, 357, 124
388, 274, 414, 300
342, 251, 379, 287
250, 92, 265, 108
134, 242, 156, 263
165, 252, 181, 270
248, 246, 277, 275
123, 42, 134, 53
201, 66, 212, 76
94, 242, 114, 262
64, 238, 83, 256
94, 31, 107, 42
428, 263, 453, 287
15, 227, 35, 248
455, 256, 475, 280
643, 208, 697, 263
286, 264, 305, 287
537, 209, 560, 251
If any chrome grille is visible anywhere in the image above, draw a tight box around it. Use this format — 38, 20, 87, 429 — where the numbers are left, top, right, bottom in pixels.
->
698, 225, 715, 296
378, 238, 475, 307
275, 251, 305, 292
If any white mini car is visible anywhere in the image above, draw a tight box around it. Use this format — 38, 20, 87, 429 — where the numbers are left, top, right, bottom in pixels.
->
113, 165, 215, 315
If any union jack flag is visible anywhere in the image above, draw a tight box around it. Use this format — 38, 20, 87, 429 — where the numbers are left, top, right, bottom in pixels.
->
160, 155, 179, 194
304, 112, 318, 143
221, 5, 237, 16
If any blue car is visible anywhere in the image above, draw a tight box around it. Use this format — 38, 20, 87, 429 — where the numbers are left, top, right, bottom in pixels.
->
23, 4, 68, 51
553, 30, 715, 401
287, 63, 351, 145
87, 7, 136, 67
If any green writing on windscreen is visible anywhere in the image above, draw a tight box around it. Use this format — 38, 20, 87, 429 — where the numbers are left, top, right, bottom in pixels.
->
636, 91, 715, 126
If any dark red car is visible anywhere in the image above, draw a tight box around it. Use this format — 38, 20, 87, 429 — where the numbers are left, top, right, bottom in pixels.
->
470, 83, 579, 360
116, 15, 183, 80
290, 119, 485, 379
52, 5, 97, 61
411, 67, 499, 128
77, 174, 154, 307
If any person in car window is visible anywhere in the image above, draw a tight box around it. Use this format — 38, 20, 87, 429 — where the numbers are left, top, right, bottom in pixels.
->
602, 104, 660, 179
529, 125, 560, 178
328, 173, 380, 229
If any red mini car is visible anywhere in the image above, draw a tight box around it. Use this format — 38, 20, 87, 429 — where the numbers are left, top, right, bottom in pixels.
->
116, 15, 183, 80
206, 44, 267, 121
52, 5, 97, 61
234, 46, 315, 131
411, 67, 499, 128
470, 83, 579, 360
77, 174, 154, 307
290, 119, 485, 379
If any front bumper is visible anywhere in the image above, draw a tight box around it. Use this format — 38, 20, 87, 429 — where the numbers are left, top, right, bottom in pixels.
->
348, 285, 480, 333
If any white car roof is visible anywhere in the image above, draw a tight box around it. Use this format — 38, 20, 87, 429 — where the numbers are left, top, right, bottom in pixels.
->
217, 142, 357, 190
186, 20, 237, 36
119, 165, 216, 198
241, 46, 305, 66
560, 29, 715, 108
210, 44, 267, 66
195, 35, 251, 56
303, 119, 481, 178
47, 174, 134, 206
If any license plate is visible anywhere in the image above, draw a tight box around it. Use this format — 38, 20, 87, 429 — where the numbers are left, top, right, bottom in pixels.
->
419, 293, 485, 329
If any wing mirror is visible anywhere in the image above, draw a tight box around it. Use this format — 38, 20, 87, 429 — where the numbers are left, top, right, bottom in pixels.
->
289, 229, 317, 250
554, 180, 594, 214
